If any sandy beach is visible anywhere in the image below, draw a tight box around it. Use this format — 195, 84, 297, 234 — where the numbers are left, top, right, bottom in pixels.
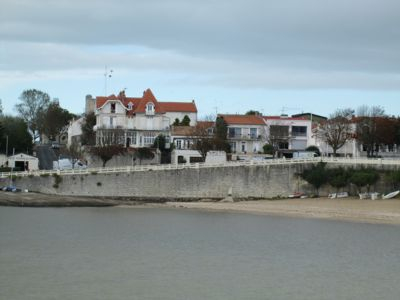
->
164, 198, 400, 225
2, 191, 400, 225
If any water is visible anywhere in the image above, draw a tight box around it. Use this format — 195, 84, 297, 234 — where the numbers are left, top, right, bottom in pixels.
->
1, 207, 400, 300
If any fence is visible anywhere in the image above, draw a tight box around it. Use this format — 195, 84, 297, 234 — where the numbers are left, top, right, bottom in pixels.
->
1, 157, 400, 179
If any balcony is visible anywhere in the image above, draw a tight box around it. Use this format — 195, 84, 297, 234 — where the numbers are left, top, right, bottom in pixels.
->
228, 134, 262, 140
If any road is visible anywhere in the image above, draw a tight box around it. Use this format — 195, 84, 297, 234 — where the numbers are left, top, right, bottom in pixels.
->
35, 145, 58, 170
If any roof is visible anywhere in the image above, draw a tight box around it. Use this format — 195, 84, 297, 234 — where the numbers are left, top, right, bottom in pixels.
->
263, 116, 309, 121
219, 114, 265, 125
96, 89, 197, 115
291, 113, 327, 120
171, 126, 195, 136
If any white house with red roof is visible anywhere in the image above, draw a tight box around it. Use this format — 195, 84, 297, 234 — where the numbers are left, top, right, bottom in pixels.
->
263, 115, 313, 155
94, 89, 197, 147
218, 114, 267, 153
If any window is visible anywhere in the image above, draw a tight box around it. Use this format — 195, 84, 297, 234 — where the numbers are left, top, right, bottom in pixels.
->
292, 126, 307, 137
228, 127, 241, 138
127, 102, 133, 110
109, 117, 114, 127
143, 135, 155, 145
176, 140, 182, 149
250, 128, 257, 139
146, 102, 155, 115
110, 103, 116, 113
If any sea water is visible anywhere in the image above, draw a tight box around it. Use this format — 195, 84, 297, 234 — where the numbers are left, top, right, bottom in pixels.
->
1, 207, 400, 300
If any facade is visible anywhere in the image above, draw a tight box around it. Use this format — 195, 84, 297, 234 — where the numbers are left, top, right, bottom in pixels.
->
94, 89, 197, 148
263, 116, 313, 155
7, 153, 39, 171
219, 115, 266, 154
67, 117, 84, 147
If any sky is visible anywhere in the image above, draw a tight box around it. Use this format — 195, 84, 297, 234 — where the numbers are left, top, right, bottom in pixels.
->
1, 0, 400, 119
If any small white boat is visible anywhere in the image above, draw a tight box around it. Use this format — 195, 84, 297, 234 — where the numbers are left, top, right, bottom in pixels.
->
382, 190, 400, 199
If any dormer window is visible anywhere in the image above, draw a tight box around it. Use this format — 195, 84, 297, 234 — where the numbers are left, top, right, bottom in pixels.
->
127, 102, 133, 110
146, 102, 155, 115
110, 103, 116, 114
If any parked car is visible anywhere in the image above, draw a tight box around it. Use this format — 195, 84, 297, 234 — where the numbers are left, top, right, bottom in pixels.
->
51, 142, 60, 149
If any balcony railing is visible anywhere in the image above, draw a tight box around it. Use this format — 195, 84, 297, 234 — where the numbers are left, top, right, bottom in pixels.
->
228, 134, 262, 140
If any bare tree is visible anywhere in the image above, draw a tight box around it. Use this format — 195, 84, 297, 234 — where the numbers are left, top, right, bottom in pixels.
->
355, 106, 386, 157
15, 89, 51, 141
91, 127, 126, 167
267, 124, 289, 157
317, 108, 354, 157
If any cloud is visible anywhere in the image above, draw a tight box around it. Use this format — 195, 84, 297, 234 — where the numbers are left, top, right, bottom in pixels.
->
1, 0, 400, 90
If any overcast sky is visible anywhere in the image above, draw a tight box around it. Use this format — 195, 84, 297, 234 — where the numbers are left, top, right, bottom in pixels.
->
1, 0, 400, 118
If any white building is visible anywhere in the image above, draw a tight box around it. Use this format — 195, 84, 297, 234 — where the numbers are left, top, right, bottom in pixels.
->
263, 115, 313, 154
94, 89, 198, 148
67, 117, 84, 147
7, 153, 39, 171
219, 114, 267, 154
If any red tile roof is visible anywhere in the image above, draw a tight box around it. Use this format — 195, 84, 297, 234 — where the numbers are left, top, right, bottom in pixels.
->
96, 89, 197, 115
219, 114, 265, 125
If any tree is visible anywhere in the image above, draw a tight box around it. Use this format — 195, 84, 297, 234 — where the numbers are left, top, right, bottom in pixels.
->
180, 115, 191, 126
350, 168, 380, 193
263, 144, 274, 155
15, 89, 51, 140
328, 167, 350, 192
305, 145, 321, 156
81, 112, 96, 145
39, 102, 75, 141
90, 144, 125, 167
301, 162, 328, 196
134, 147, 155, 165
214, 116, 231, 152
355, 105, 386, 157
0, 99, 3, 115
267, 124, 289, 157
190, 122, 215, 159
172, 115, 191, 126
317, 108, 354, 157
0, 115, 33, 155
153, 134, 172, 163
245, 110, 261, 116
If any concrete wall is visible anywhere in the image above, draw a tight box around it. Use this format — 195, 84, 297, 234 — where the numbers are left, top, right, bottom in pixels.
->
14, 161, 400, 200
15, 163, 310, 200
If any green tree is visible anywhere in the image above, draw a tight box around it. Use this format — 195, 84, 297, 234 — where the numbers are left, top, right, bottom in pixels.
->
134, 147, 155, 165
180, 115, 191, 126
0, 115, 33, 155
245, 110, 261, 116
81, 112, 96, 145
328, 167, 350, 192
214, 116, 231, 152
263, 144, 274, 155
39, 102, 75, 141
305, 145, 321, 156
301, 162, 328, 196
173, 118, 180, 126
350, 168, 379, 193
15, 89, 51, 140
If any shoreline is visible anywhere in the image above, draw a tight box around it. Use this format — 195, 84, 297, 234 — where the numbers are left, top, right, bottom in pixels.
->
163, 198, 400, 225
2, 191, 400, 225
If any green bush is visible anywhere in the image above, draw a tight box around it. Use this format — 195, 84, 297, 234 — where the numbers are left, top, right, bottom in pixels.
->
300, 162, 328, 196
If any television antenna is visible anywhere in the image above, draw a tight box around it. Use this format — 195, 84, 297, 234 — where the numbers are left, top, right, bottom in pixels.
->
104, 66, 113, 96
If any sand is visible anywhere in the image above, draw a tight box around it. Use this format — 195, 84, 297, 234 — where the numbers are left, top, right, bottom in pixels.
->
2, 191, 400, 225
164, 198, 400, 225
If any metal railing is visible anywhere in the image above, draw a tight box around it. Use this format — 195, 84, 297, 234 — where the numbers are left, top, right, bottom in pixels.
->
1, 157, 399, 179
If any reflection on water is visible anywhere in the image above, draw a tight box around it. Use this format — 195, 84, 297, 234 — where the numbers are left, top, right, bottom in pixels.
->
1, 207, 400, 300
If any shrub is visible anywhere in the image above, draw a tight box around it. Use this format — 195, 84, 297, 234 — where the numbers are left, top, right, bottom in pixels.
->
349, 168, 379, 193
300, 162, 328, 196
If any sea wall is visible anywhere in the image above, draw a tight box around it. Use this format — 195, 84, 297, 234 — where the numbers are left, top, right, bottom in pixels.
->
14, 163, 311, 200
12, 161, 400, 200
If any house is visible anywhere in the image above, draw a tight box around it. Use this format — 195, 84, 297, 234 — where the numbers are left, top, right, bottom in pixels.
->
94, 89, 197, 148
218, 114, 266, 154
67, 116, 84, 147
7, 153, 39, 171
263, 115, 312, 156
